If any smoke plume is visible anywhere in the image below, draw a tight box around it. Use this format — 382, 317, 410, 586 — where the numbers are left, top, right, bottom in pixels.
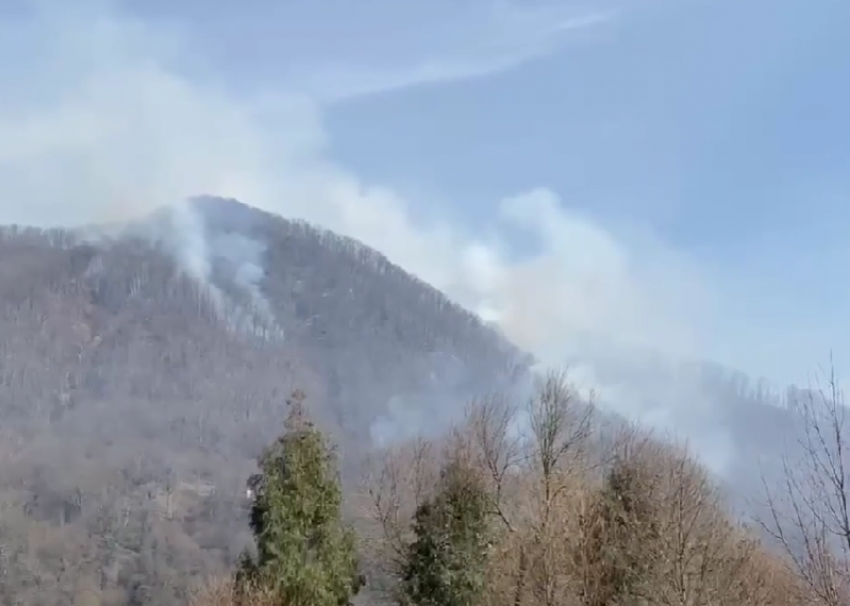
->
0, 1, 793, 476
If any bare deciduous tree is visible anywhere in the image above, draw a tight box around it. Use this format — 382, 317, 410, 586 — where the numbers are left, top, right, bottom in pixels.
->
757, 365, 850, 606
363, 369, 597, 606
573, 426, 800, 606
632, 435, 757, 606
362, 369, 805, 606
361, 436, 440, 597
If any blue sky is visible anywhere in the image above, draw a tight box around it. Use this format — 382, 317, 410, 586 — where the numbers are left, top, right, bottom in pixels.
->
1, 0, 849, 389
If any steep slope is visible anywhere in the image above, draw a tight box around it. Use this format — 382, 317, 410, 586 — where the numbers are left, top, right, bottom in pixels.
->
0, 197, 802, 605
0, 199, 529, 605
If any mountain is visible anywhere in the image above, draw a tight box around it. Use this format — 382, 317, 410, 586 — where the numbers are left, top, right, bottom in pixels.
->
0, 197, 798, 605
0, 197, 530, 605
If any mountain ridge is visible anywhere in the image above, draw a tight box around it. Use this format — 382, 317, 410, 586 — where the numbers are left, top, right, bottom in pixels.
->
0, 196, 798, 605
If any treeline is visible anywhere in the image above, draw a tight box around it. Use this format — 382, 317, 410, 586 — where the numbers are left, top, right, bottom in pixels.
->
191, 371, 850, 606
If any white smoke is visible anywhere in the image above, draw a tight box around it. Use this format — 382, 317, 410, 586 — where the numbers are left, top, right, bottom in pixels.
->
77, 197, 282, 340
211, 231, 276, 327
161, 201, 282, 340
0, 2, 768, 474
165, 200, 225, 309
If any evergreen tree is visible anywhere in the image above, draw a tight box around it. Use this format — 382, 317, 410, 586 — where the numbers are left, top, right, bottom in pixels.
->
237, 390, 363, 606
399, 459, 492, 606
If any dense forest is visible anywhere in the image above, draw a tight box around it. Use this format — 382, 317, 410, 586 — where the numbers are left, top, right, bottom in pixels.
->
0, 198, 844, 605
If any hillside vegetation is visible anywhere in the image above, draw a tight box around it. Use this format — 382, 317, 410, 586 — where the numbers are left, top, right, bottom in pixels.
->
193, 372, 845, 606
0, 199, 841, 605
0, 199, 525, 605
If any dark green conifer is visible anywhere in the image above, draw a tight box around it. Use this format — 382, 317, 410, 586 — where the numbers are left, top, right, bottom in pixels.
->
237, 391, 363, 606
399, 460, 491, 606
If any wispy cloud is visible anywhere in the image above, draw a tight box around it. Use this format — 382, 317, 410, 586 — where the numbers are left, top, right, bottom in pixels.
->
285, 8, 619, 103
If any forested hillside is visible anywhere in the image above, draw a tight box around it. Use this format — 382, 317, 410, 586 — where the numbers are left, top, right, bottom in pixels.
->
0, 198, 528, 605
0, 198, 815, 604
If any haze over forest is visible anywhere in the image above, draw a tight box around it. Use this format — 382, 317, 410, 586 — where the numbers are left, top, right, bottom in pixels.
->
1, 1, 849, 605
0, 196, 815, 604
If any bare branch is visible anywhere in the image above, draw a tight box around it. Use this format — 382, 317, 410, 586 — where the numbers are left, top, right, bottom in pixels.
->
756, 361, 850, 606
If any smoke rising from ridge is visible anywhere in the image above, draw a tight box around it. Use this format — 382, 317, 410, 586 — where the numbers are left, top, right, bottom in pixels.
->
165, 200, 282, 339
0, 2, 774, 475
166, 201, 223, 304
